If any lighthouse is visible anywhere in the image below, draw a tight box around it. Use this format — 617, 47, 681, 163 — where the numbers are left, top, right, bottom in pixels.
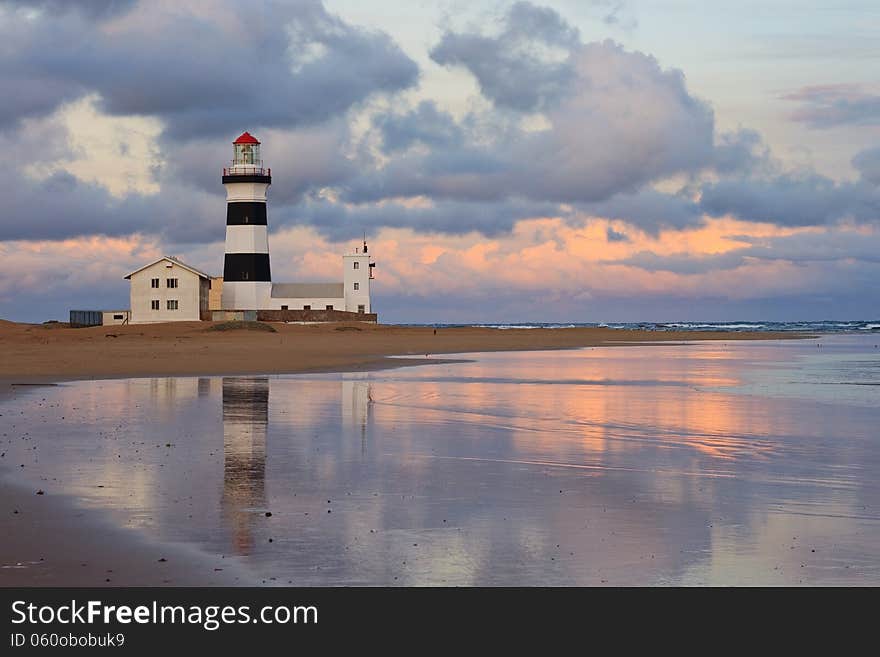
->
221, 132, 272, 311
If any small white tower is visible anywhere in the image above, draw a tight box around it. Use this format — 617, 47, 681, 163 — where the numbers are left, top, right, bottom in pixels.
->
343, 239, 374, 314
221, 132, 272, 311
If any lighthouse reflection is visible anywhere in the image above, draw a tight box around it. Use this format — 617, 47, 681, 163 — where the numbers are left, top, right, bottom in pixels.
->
221, 377, 269, 555
220, 376, 372, 555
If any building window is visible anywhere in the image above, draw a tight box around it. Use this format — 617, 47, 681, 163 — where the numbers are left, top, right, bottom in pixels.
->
353, 261, 359, 269
353, 282, 359, 291
166, 278, 178, 288
151, 300, 160, 310
303, 305, 311, 310
281, 305, 288, 310
151, 278, 159, 288
358, 305, 365, 314
326, 305, 333, 310
167, 300, 178, 310
113, 314, 124, 320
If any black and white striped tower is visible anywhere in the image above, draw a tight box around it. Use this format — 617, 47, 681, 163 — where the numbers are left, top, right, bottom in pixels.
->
221, 132, 272, 311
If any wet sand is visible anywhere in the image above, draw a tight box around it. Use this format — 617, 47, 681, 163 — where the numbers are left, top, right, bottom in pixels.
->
0, 478, 255, 586
0, 319, 803, 382
1, 319, 817, 586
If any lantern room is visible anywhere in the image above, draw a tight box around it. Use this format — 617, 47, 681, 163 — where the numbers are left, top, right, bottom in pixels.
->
233, 131, 261, 166
224, 131, 270, 181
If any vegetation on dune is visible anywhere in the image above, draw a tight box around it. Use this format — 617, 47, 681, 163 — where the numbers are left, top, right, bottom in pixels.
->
208, 321, 277, 333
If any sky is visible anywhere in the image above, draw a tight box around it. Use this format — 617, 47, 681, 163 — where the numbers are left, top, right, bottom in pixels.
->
0, 0, 878, 323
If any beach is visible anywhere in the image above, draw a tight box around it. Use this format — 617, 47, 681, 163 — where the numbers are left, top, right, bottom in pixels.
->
0, 319, 802, 382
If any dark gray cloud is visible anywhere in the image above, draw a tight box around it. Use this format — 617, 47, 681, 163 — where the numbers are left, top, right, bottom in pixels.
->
0, 0, 418, 136
610, 250, 747, 275
0, 169, 153, 241
279, 197, 564, 240
699, 174, 880, 227
784, 84, 880, 128
853, 147, 880, 185
606, 227, 629, 242
0, 167, 227, 243
0, 0, 136, 18
712, 129, 772, 175
430, 2, 579, 112
581, 189, 704, 235
608, 231, 880, 275
735, 231, 880, 265
376, 101, 465, 153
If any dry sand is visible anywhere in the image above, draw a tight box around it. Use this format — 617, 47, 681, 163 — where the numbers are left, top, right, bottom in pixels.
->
0, 319, 806, 586
0, 319, 804, 383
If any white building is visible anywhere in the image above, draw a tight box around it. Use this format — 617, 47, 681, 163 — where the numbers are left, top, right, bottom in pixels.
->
125, 256, 211, 324
264, 246, 373, 313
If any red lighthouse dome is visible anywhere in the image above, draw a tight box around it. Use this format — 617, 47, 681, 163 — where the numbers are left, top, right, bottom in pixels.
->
233, 131, 260, 145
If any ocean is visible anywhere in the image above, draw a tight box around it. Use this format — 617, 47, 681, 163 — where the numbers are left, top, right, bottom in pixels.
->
397, 320, 880, 332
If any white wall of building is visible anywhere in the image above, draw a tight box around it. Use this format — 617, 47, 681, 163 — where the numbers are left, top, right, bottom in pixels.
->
102, 310, 130, 325
343, 253, 372, 313
129, 260, 206, 324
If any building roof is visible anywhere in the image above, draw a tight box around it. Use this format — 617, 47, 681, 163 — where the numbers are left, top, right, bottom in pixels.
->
271, 282, 344, 299
233, 131, 260, 145
124, 256, 212, 280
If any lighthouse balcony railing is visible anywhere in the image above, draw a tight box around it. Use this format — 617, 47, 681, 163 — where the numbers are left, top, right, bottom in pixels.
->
223, 166, 271, 177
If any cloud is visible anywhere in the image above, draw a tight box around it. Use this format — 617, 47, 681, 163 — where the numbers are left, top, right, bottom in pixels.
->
606, 227, 629, 242
784, 84, 880, 128
699, 174, 880, 227
364, 6, 716, 212
734, 230, 880, 264
582, 189, 704, 235
376, 101, 465, 153
430, 2, 580, 113
610, 250, 747, 275
0, 0, 418, 137
592, 1, 638, 30
607, 229, 880, 277
281, 197, 565, 240
853, 146, 880, 185
1, 0, 137, 19
712, 129, 772, 175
